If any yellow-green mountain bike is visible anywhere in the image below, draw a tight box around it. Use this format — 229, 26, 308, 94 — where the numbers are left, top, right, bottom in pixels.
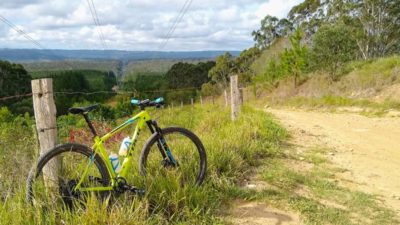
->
26, 97, 207, 209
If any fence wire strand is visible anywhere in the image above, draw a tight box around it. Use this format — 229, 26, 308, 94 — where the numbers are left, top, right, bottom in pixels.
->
0, 87, 200, 102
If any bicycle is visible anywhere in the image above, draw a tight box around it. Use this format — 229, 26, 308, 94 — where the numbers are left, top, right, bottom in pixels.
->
26, 97, 207, 209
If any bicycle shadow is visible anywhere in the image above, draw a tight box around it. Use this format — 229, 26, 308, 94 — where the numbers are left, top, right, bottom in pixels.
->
229, 200, 301, 225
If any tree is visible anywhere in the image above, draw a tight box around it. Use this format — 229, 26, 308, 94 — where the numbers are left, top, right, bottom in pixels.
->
164, 61, 215, 103
165, 61, 215, 89
0, 60, 31, 114
208, 52, 234, 88
191, 61, 216, 88
233, 47, 261, 85
311, 24, 357, 80
280, 29, 308, 87
325, 0, 400, 59
52, 71, 91, 115
353, 0, 400, 59
288, 0, 324, 39
252, 16, 293, 49
262, 58, 283, 84
201, 82, 220, 104
0, 60, 31, 98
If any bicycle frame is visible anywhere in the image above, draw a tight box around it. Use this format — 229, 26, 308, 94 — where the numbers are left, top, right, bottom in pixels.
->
75, 110, 152, 192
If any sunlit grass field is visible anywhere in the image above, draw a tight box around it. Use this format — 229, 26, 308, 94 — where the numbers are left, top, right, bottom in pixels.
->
0, 104, 286, 224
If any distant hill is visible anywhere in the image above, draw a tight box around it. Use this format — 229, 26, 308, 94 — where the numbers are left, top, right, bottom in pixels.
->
20, 58, 212, 77
22, 60, 120, 72
125, 59, 208, 74
0, 49, 240, 61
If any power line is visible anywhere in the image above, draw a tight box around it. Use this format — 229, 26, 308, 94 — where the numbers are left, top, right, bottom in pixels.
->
0, 15, 75, 69
146, 0, 193, 63
0, 16, 45, 49
91, 0, 107, 48
86, 0, 107, 50
159, 0, 193, 50
159, 0, 190, 49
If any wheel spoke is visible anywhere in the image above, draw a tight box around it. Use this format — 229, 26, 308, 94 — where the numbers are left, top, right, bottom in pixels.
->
27, 144, 110, 210
140, 127, 206, 187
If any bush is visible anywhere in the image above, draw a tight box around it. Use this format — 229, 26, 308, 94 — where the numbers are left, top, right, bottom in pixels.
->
310, 24, 358, 80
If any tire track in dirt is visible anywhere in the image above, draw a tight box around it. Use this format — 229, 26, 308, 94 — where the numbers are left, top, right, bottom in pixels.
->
267, 108, 400, 214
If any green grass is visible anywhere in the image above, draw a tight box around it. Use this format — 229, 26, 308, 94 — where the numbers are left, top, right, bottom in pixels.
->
257, 146, 398, 225
270, 95, 400, 115
251, 55, 400, 113
1, 103, 397, 224
0, 103, 286, 224
251, 37, 291, 76
346, 55, 400, 85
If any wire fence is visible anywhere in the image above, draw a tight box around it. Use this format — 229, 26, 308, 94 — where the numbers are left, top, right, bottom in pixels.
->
0, 87, 200, 102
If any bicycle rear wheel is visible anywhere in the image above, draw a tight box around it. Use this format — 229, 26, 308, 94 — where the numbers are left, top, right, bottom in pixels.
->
26, 143, 110, 210
139, 127, 207, 186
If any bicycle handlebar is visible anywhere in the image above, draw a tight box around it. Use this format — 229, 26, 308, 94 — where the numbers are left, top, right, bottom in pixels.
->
131, 97, 164, 109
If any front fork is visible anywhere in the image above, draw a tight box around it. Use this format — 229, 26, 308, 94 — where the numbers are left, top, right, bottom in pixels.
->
146, 120, 177, 166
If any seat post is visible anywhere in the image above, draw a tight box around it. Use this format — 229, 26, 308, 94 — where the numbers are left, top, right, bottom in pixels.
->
82, 113, 98, 137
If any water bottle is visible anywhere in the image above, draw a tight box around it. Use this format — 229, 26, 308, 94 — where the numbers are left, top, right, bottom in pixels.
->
119, 137, 131, 156
109, 153, 122, 173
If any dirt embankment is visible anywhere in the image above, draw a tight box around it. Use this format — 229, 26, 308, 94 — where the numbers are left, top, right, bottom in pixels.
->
268, 108, 400, 213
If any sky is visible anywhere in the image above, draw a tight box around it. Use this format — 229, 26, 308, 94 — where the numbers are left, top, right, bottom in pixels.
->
0, 0, 302, 51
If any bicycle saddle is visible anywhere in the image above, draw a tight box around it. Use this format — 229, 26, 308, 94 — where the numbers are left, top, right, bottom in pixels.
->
68, 104, 99, 114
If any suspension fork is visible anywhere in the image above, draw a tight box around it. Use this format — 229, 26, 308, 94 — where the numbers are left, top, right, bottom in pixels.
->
146, 120, 177, 165
146, 120, 167, 159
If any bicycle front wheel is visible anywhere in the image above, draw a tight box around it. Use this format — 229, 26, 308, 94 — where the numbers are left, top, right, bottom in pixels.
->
139, 127, 207, 186
26, 143, 111, 210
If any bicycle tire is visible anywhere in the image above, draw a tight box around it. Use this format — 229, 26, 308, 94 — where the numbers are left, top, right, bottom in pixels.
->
139, 127, 207, 186
26, 143, 111, 207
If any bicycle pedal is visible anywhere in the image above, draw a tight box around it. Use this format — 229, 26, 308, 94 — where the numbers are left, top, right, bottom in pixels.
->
129, 186, 145, 197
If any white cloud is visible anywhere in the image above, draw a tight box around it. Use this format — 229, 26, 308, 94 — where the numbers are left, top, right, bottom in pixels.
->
0, 0, 302, 51
256, 0, 303, 19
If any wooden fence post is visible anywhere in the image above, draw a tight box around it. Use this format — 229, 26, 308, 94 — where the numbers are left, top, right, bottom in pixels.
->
200, 95, 203, 105
31, 124, 40, 158
224, 89, 228, 107
181, 101, 183, 108
191, 98, 194, 106
31, 78, 59, 185
239, 88, 244, 106
230, 75, 239, 121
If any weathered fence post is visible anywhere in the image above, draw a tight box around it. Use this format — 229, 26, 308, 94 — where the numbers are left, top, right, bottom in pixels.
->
31, 78, 59, 185
239, 88, 244, 106
31, 124, 40, 158
200, 95, 203, 105
181, 101, 183, 108
224, 89, 228, 107
191, 98, 194, 106
230, 75, 239, 121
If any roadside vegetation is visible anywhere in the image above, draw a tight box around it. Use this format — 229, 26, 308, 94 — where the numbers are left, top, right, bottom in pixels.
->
197, 0, 400, 114
1, 0, 400, 223
2, 101, 397, 224
0, 104, 287, 224
260, 56, 400, 117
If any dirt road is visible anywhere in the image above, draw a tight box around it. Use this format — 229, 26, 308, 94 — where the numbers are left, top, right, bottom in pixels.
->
267, 108, 400, 213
